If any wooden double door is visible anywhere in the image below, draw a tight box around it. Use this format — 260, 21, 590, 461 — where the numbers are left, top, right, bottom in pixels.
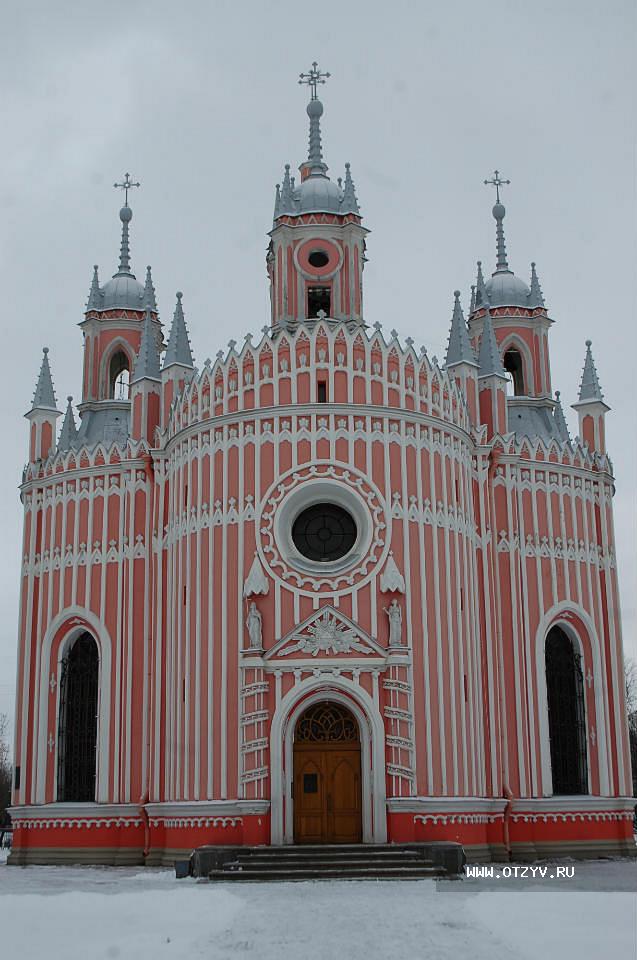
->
293, 702, 362, 844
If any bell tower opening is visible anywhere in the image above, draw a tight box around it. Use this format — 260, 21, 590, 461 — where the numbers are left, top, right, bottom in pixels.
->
109, 350, 131, 399
503, 348, 525, 396
307, 286, 331, 319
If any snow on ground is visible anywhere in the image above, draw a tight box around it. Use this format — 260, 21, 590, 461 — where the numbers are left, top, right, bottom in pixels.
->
0, 858, 634, 960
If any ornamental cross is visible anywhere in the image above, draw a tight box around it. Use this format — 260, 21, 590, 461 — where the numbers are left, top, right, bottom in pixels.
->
483, 169, 510, 203
113, 172, 141, 205
299, 61, 330, 100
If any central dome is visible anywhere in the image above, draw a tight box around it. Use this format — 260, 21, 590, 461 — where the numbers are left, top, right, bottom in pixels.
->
484, 270, 531, 308
296, 175, 343, 214
101, 273, 145, 310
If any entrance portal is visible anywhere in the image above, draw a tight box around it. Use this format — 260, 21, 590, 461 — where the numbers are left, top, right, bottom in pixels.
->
293, 701, 362, 844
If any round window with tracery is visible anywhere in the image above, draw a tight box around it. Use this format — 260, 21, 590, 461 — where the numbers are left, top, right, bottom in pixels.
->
295, 702, 359, 743
292, 503, 357, 562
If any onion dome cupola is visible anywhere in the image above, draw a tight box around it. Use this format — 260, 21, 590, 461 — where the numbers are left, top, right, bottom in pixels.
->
268, 63, 368, 332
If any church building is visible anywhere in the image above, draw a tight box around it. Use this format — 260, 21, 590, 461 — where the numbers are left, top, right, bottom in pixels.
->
9, 66, 634, 864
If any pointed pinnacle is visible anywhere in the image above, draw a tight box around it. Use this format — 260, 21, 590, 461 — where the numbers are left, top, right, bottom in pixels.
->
58, 395, 78, 450
31, 347, 59, 411
478, 310, 506, 378
445, 290, 476, 367
553, 390, 571, 442
578, 340, 604, 402
132, 310, 161, 382
86, 265, 102, 311
144, 266, 157, 312
341, 162, 360, 214
528, 261, 545, 307
475, 261, 489, 308
163, 291, 194, 370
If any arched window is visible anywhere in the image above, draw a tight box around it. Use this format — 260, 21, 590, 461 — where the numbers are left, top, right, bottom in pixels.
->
503, 348, 525, 396
109, 350, 130, 399
545, 626, 588, 795
57, 632, 99, 802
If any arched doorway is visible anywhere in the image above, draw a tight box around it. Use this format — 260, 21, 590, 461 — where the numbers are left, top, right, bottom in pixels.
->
57, 632, 99, 802
293, 701, 362, 844
545, 626, 588, 795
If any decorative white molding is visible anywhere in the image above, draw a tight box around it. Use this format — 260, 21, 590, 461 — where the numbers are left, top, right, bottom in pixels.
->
379, 552, 406, 593
243, 553, 270, 597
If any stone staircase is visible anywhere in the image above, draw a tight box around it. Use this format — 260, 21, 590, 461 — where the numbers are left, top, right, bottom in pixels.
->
188, 842, 464, 881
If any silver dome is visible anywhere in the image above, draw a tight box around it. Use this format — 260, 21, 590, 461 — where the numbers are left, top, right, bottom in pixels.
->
295, 175, 343, 215
101, 273, 145, 311
484, 270, 530, 308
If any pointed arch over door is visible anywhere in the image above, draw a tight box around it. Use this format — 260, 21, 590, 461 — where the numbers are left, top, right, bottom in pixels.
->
57, 632, 99, 802
545, 626, 588, 795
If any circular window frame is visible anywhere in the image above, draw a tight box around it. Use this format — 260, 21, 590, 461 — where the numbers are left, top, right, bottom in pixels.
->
274, 479, 373, 576
295, 239, 342, 280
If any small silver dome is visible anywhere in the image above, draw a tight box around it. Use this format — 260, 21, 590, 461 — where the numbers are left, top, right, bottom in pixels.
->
295, 175, 343, 214
101, 273, 145, 310
484, 270, 530, 308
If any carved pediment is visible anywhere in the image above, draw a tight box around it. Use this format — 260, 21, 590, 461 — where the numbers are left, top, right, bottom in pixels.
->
265, 606, 385, 661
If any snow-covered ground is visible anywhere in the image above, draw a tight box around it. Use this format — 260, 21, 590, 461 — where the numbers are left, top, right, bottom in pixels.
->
0, 854, 634, 960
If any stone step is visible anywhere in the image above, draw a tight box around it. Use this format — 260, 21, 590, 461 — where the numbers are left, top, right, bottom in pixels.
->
235, 848, 427, 862
188, 841, 466, 880
229, 856, 434, 871
207, 864, 441, 882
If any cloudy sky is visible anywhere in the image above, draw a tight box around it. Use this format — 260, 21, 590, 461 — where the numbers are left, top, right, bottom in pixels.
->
0, 0, 634, 730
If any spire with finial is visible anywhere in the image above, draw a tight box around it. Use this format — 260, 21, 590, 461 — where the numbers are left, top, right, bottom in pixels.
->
341, 162, 360, 214
31, 347, 58, 411
469, 284, 476, 314
478, 310, 506, 378
528, 261, 545, 307
484, 170, 511, 273
113, 173, 140, 277
86, 265, 102, 311
474, 261, 489, 309
445, 291, 476, 367
299, 61, 330, 178
578, 340, 604, 402
553, 390, 571, 442
132, 309, 161, 383
163, 292, 194, 370
58, 396, 78, 450
273, 183, 281, 219
144, 266, 157, 312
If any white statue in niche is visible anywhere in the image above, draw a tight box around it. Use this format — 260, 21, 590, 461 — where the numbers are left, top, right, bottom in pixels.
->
384, 599, 403, 646
246, 601, 263, 650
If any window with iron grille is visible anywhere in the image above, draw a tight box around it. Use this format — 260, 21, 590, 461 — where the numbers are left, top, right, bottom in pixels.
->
56, 632, 99, 802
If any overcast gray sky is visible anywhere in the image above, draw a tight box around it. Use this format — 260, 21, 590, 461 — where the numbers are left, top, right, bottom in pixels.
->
0, 0, 635, 731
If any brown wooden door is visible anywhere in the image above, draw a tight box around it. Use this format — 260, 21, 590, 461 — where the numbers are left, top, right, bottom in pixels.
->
293, 700, 362, 844
293, 744, 362, 844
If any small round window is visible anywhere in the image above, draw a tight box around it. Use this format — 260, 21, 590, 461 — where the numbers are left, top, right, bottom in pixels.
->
292, 503, 357, 562
308, 250, 329, 269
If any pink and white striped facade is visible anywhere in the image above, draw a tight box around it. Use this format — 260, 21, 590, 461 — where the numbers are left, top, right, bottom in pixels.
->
9, 85, 634, 865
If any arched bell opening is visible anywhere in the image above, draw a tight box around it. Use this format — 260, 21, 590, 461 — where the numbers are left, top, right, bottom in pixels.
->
56, 632, 99, 802
108, 350, 131, 399
293, 701, 362, 844
545, 626, 589, 795
503, 347, 526, 396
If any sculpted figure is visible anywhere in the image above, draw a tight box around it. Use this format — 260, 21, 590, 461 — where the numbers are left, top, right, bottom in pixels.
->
384, 598, 402, 645
246, 601, 263, 650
